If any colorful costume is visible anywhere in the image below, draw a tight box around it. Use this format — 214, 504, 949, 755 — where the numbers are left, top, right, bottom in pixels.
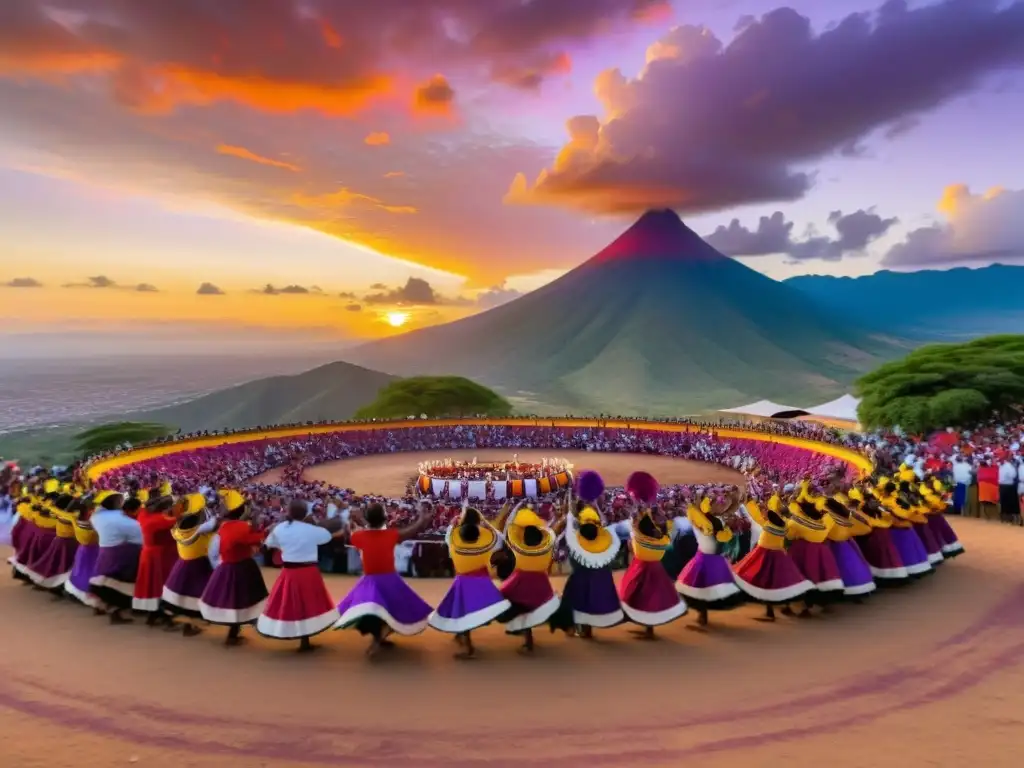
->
133, 496, 179, 613
784, 497, 846, 600
733, 501, 813, 605
199, 490, 268, 627
429, 509, 510, 634
558, 505, 624, 629
10, 499, 39, 582
89, 492, 143, 611
65, 506, 103, 608
921, 480, 964, 558
675, 497, 743, 611
28, 494, 80, 589
497, 507, 561, 633
848, 489, 909, 584
334, 526, 433, 637
257, 519, 339, 640
823, 496, 876, 598
161, 494, 217, 619
619, 509, 688, 627
878, 488, 933, 577
21, 499, 58, 583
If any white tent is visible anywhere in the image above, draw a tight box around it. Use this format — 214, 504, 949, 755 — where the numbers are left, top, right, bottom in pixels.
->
804, 394, 861, 422
719, 399, 805, 418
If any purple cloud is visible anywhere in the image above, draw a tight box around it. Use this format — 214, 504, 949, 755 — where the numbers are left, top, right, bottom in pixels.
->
511, 0, 1024, 214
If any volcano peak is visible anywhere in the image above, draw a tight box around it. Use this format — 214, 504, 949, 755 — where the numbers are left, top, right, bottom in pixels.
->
587, 208, 727, 267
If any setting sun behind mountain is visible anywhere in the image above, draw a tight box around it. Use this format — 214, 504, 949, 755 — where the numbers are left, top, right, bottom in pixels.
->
385, 311, 410, 328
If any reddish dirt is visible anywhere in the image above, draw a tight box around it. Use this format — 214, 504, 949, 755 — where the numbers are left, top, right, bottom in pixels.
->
2, 453, 1022, 767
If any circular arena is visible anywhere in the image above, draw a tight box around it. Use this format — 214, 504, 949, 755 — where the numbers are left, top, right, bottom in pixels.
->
3, 419, 1023, 768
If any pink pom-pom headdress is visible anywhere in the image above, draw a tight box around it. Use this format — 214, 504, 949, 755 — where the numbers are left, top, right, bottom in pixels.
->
625, 471, 659, 505
575, 470, 605, 503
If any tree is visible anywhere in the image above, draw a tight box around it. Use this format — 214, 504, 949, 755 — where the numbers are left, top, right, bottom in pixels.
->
74, 422, 174, 455
355, 376, 512, 420
855, 334, 1024, 433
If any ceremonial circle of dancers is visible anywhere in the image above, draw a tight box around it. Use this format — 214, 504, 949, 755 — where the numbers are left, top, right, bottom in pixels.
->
8, 464, 963, 659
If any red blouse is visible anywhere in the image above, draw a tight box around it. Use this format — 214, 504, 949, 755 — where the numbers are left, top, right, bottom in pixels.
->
137, 510, 176, 548
350, 528, 399, 575
218, 520, 266, 564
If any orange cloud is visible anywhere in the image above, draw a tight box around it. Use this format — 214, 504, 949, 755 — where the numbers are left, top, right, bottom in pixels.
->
216, 144, 301, 172
319, 18, 344, 50
383, 171, 406, 178
364, 132, 391, 146
292, 188, 416, 216
413, 74, 456, 115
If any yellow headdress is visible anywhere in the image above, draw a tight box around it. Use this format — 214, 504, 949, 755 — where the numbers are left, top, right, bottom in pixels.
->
218, 489, 246, 514
43, 478, 59, 495
172, 494, 209, 544
135, 489, 150, 504
897, 464, 916, 483
504, 505, 555, 555
567, 505, 618, 560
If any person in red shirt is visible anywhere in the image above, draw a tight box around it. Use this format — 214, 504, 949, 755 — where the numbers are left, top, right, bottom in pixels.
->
199, 490, 268, 646
132, 488, 179, 627
333, 500, 434, 658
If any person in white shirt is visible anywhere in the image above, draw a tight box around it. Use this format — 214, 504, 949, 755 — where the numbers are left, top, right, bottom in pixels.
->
257, 500, 345, 652
951, 456, 973, 515
998, 458, 1018, 523
89, 491, 143, 625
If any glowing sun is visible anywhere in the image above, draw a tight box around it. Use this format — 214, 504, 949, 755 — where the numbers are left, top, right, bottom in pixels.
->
385, 311, 410, 328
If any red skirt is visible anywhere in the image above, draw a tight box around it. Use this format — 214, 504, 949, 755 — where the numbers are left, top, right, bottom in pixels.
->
618, 559, 688, 626
733, 546, 812, 605
787, 539, 845, 592
133, 545, 179, 612
256, 564, 339, 640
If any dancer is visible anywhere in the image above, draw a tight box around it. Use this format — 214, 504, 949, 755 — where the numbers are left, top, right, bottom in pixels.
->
822, 495, 877, 599
733, 495, 813, 621
334, 500, 434, 658
428, 501, 510, 659
847, 487, 910, 585
257, 499, 345, 652
921, 479, 964, 558
21, 486, 59, 585
495, 499, 563, 653
65, 495, 104, 611
133, 487, 179, 625
162, 494, 219, 637
618, 472, 688, 639
8, 493, 36, 583
676, 492, 744, 629
555, 471, 624, 638
899, 482, 945, 567
875, 479, 933, 577
199, 490, 269, 646
28, 493, 79, 594
782, 494, 845, 616
89, 490, 143, 624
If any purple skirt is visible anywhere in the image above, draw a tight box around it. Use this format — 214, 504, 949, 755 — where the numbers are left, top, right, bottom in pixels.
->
927, 515, 964, 557
913, 522, 945, 566
676, 551, 744, 608
90, 543, 141, 610
889, 528, 932, 576
561, 565, 624, 627
162, 557, 214, 618
334, 571, 433, 636
856, 529, 909, 582
787, 539, 845, 593
28, 536, 79, 589
65, 543, 102, 607
829, 540, 876, 596
19, 528, 55, 578
429, 571, 510, 633
199, 558, 269, 625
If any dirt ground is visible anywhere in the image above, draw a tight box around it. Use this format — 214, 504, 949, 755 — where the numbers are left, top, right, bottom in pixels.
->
2, 453, 1023, 767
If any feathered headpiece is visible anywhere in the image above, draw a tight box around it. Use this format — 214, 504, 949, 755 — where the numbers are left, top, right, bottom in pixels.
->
625, 471, 659, 505
575, 470, 605, 503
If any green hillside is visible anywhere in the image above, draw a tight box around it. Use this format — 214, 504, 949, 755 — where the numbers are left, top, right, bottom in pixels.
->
140, 361, 397, 431
346, 211, 904, 413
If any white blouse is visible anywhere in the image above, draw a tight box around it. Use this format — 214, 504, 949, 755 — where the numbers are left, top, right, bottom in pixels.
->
264, 520, 332, 563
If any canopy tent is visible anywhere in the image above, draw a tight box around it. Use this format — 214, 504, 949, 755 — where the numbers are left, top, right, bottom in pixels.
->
804, 394, 861, 423
718, 399, 808, 419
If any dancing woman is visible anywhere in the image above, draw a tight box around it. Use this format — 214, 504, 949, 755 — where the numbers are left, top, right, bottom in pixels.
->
133, 487, 179, 625
555, 471, 624, 638
257, 499, 345, 652
921, 478, 964, 558
9, 495, 36, 583
162, 494, 219, 637
847, 487, 910, 585
618, 472, 688, 639
428, 502, 511, 659
27, 493, 79, 594
675, 491, 744, 629
495, 499, 563, 653
89, 490, 143, 625
822, 495, 876, 599
199, 490, 269, 646
875, 480, 933, 577
733, 495, 813, 621
334, 500, 434, 658
783, 494, 845, 615
65, 495, 105, 611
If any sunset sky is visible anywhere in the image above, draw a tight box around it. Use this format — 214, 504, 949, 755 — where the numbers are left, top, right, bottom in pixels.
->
1, 0, 1023, 351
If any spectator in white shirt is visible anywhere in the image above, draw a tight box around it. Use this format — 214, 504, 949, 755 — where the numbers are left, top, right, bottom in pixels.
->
951, 456, 973, 515
998, 459, 1018, 523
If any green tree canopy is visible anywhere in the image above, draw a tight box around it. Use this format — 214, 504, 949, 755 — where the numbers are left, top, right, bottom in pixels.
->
855, 334, 1024, 434
355, 376, 512, 420
74, 421, 174, 455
